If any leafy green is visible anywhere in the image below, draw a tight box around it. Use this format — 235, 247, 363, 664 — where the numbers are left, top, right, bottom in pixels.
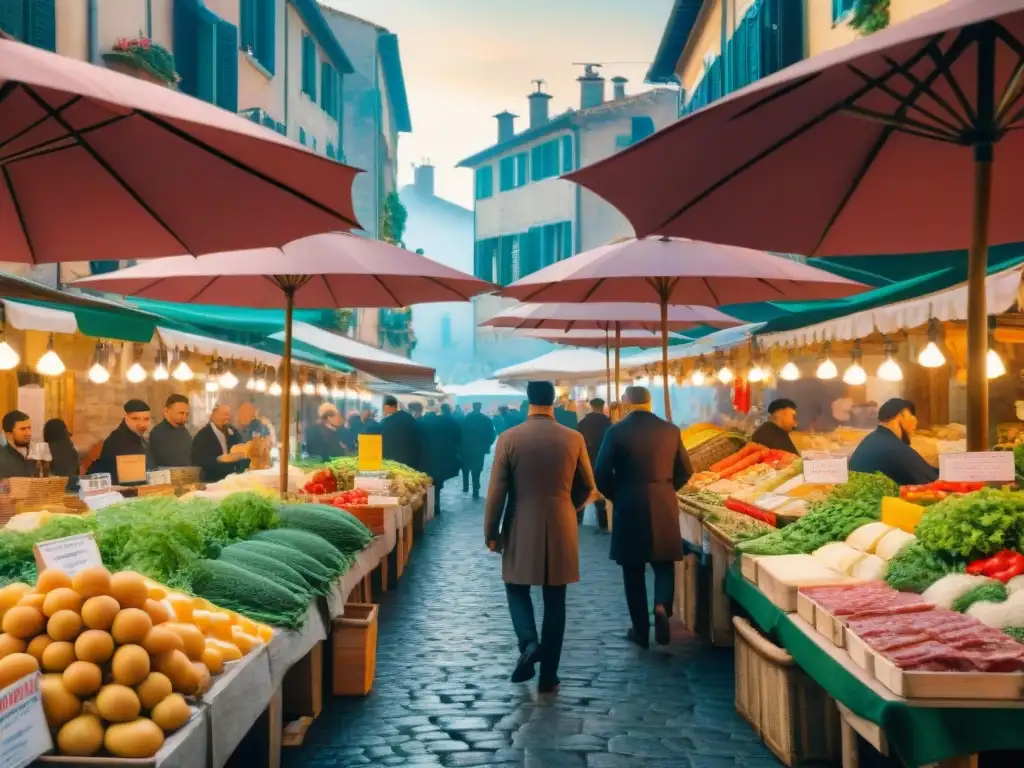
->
811, 472, 898, 509
737, 497, 880, 556
914, 488, 1024, 559
884, 542, 964, 593
1014, 443, 1024, 477
1003, 627, 1024, 643
189, 559, 309, 630
215, 492, 281, 541
951, 580, 1007, 613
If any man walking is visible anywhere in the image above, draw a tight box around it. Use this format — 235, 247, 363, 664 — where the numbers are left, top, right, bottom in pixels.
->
378, 396, 422, 471
595, 385, 692, 648
461, 402, 495, 498
577, 397, 612, 529
485, 381, 595, 694
419, 403, 461, 514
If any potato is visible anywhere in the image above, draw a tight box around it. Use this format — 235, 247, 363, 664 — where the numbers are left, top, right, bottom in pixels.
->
0, 653, 39, 688
111, 645, 150, 687
153, 650, 192, 693
150, 693, 191, 733
80, 596, 119, 631
111, 609, 152, 646
25, 634, 52, 662
109, 572, 148, 609
2, 606, 44, 639
47, 609, 83, 642
74, 630, 114, 665
57, 713, 105, 757
142, 626, 184, 656
41, 641, 76, 673
135, 672, 172, 710
0, 583, 32, 616
35, 569, 72, 594
41, 673, 82, 728
62, 661, 103, 697
95, 684, 141, 723
16, 593, 45, 611
0, 633, 27, 660
104, 718, 164, 758
42, 587, 82, 618
143, 598, 172, 625
71, 566, 111, 599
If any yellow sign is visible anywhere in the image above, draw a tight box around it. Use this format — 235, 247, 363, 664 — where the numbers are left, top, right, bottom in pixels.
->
358, 434, 383, 471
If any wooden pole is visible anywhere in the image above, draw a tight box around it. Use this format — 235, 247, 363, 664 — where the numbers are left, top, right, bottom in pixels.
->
605, 328, 611, 406
279, 286, 295, 495
614, 322, 621, 406
660, 290, 672, 421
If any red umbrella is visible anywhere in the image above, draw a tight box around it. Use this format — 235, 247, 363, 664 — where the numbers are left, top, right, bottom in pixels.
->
0, 37, 360, 264
480, 302, 740, 331
75, 232, 497, 490
502, 236, 863, 417
568, 0, 1023, 447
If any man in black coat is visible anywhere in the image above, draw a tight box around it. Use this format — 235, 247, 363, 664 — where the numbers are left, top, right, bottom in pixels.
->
191, 404, 249, 483
594, 386, 692, 649
150, 394, 193, 468
92, 400, 157, 485
461, 402, 496, 498
577, 398, 612, 529
379, 396, 423, 471
419, 403, 461, 513
0, 410, 33, 479
305, 403, 351, 461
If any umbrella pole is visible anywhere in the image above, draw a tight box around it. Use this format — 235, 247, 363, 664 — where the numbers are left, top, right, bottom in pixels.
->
605, 329, 611, 405
614, 322, 621, 407
967, 147, 993, 451
279, 287, 296, 496
660, 291, 672, 422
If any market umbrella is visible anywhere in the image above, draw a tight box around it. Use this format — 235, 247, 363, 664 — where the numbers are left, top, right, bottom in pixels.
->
0, 36, 360, 265
74, 232, 497, 492
502, 236, 864, 418
481, 301, 741, 407
567, 0, 1024, 448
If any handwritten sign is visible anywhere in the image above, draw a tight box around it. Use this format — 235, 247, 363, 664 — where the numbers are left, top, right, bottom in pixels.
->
83, 492, 124, 511
0, 673, 52, 768
802, 454, 849, 485
354, 475, 390, 492
78, 473, 112, 498
940, 452, 1014, 483
115, 454, 147, 485
367, 495, 401, 506
147, 469, 172, 486
33, 533, 103, 577
358, 435, 382, 472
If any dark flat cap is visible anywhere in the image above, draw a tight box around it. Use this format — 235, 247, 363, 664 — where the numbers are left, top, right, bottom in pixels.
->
589, 398, 605, 408
878, 398, 915, 422
624, 385, 651, 405
526, 381, 556, 407
123, 399, 150, 413
768, 398, 797, 414
382, 395, 398, 408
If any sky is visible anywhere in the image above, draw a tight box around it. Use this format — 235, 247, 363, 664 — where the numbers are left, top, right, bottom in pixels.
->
322, 0, 677, 209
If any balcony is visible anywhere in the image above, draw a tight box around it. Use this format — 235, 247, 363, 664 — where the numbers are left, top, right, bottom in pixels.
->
378, 308, 415, 356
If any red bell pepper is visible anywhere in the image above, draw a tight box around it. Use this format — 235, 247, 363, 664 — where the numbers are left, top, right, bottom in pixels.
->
991, 555, 1024, 583
966, 550, 1023, 578
724, 497, 777, 527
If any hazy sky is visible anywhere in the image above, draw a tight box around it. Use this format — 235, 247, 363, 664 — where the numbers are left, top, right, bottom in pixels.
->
322, 0, 676, 208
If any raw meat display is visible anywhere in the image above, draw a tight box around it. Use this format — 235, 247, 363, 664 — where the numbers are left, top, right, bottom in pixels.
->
800, 582, 934, 619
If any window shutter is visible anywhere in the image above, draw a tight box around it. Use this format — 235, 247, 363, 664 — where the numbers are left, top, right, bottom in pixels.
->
561, 136, 573, 173
523, 227, 541, 276
28, 0, 54, 51
302, 35, 316, 100
299, 127, 306, 145
515, 153, 527, 186
560, 222, 572, 258
195, 12, 216, 104
215, 20, 238, 111
258, 0, 275, 74
320, 62, 331, 116
327, 142, 335, 159
499, 156, 514, 192
173, 0, 198, 96
0, 0, 25, 41
240, 0, 255, 54
630, 116, 655, 144
530, 146, 543, 181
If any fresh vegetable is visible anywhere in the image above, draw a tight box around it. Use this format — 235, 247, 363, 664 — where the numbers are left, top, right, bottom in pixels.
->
708, 443, 763, 474
229, 540, 336, 593
724, 498, 776, 526
719, 451, 768, 479
302, 469, 338, 495
275, 504, 374, 553
966, 550, 1024, 579
884, 542, 965, 593
214, 492, 281, 541
251, 528, 351, 571
188, 559, 309, 630
951, 580, 1008, 613
914, 488, 1024, 559
1003, 626, 1024, 643
880, 497, 926, 533
330, 488, 370, 507
217, 546, 315, 597
704, 507, 774, 542
737, 497, 880, 556
823, 472, 899, 505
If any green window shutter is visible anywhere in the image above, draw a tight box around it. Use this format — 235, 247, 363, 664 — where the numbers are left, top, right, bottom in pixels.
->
320, 62, 330, 115
215, 20, 238, 111
530, 145, 543, 181
326, 142, 335, 159
630, 116, 655, 144
258, 0, 275, 74
299, 127, 306, 145
516, 152, 528, 186
240, 0, 255, 54
474, 166, 493, 200
560, 136, 573, 173
312, 136, 317, 151
0, 0, 25, 41
28, 0, 54, 51
560, 221, 572, 258
499, 156, 515, 192
173, 0, 198, 96
195, 11, 216, 104
301, 34, 316, 100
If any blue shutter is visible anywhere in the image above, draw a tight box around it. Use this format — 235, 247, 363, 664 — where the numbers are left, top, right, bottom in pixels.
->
561, 135, 573, 173
523, 227, 541, 276
215, 20, 238, 111
530, 145, 543, 181
630, 116, 655, 144
195, 11, 216, 104
499, 156, 515, 192
240, 0, 254, 54
0, 0, 24, 41
560, 221, 572, 258
326, 142, 335, 159
299, 127, 306, 145
320, 62, 330, 115
173, 0, 198, 96
258, 0, 275, 74
301, 35, 316, 100
28, 0, 54, 50
515, 153, 527, 186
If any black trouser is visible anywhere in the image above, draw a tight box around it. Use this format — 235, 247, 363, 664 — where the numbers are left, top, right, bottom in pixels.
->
433, 480, 443, 514
461, 465, 482, 496
621, 562, 675, 634
505, 583, 566, 686
577, 500, 608, 529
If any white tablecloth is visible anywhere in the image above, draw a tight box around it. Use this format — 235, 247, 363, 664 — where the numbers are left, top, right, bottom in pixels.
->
204, 645, 274, 768
265, 603, 327, 690
325, 538, 388, 617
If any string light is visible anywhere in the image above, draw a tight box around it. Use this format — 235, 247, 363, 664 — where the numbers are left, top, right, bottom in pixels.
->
219, 360, 239, 390
36, 334, 65, 376
255, 365, 268, 393
126, 345, 147, 384
780, 348, 800, 381
302, 371, 316, 395
171, 349, 193, 381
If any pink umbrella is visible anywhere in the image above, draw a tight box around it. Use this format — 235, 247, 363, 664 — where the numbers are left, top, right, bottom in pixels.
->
75, 232, 497, 490
0, 37, 360, 264
567, 0, 1023, 448
503, 236, 863, 417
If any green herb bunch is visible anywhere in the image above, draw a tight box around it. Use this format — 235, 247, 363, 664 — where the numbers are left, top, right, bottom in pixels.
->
914, 488, 1024, 560
737, 497, 880, 556
884, 542, 964, 593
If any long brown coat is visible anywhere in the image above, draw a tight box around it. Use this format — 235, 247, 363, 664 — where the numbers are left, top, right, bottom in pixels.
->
484, 414, 596, 586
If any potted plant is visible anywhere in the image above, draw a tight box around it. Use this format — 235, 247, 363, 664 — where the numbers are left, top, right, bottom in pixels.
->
103, 35, 181, 88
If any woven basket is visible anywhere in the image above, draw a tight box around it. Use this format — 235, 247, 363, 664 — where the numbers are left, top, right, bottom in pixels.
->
688, 433, 746, 474
733, 617, 840, 766
165, 467, 201, 486
8, 477, 67, 506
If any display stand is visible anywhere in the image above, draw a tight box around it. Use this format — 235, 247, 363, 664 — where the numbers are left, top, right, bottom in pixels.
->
204, 646, 274, 768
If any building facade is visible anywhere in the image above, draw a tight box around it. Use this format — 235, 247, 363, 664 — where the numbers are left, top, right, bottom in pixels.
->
457, 68, 679, 373
647, 0, 951, 113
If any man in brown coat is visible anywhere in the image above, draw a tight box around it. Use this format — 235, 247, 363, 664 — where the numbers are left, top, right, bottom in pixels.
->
484, 381, 595, 694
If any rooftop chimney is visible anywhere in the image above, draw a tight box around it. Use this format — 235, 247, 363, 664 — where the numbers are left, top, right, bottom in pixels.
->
576, 63, 605, 109
494, 111, 517, 143
611, 76, 628, 101
413, 162, 434, 196
528, 79, 552, 129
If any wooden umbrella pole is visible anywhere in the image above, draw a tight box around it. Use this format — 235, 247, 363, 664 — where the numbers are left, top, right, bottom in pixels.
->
279, 285, 296, 496
967, 147, 993, 451
614, 322, 621, 406
605, 328, 611, 405
660, 289, 672, 421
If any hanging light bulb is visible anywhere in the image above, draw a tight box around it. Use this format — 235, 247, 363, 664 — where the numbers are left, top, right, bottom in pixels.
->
87, 342, 109, 384
125, 346, 147, 384
291, 379, 301, 396
877, 341, 903, 382
219, 360, 238, 390
691, 368, 705, 386
816, 343, 837, 380
987, 348, 1006, 379
842, 344, 867, 386
779, 348, 800, 381
331, 381, 344, 399
0, 332, 19, 371
205, 379, 220, 393
267, 369, 280, 396
255, 366, 268, 393
36, 334, 65, 376
316, 373, 330, 397
172, 349, 193, 381
717, 365, 733, 384
246, 373, 256, 391
269, 381, 282, 396
917, 319, 946, 368
152, 348, 169, 381
302, 371, 316, 395
206, 358, 222, 392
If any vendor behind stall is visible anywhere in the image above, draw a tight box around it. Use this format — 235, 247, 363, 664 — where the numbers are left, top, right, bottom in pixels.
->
150, 394, 192, 468
191, 404, 249, 483
849, 398, 938, 486
751, 399, 800, 455
0, 410, 33, 479
92, 400, 156, 484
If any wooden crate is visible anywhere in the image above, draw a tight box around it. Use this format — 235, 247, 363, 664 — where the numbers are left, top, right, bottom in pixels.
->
283, 641, 323, 719
795, 592, 846, 648
332, 603, 379, 696
705, 524, 735, 648
733, 617, 841, 767
872, 652, 1024, 700
844, 631, 875, 676
338, 504, 387, 536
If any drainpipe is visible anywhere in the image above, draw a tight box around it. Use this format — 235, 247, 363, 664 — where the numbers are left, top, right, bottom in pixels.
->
721, 0, 729, 89
571, 124, 581, 254
373, 32, 381, 240
87, 0, 98, 63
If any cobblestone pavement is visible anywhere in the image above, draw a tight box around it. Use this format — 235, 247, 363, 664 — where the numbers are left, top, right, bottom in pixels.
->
285, 477, 781, 768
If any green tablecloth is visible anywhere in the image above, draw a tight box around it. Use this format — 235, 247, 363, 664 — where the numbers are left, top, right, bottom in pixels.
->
726, 565, 1024, 766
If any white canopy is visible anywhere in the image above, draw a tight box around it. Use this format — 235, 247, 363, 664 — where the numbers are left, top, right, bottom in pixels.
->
493, 349, 608, 382
444, 379, 525, 398
618, 324, 763, 369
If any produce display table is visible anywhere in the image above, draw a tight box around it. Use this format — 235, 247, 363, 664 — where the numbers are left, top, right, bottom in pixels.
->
425, 486, 435, 521
726, 566, 1024, 766
266, 605, 327, 689
203, 644, 275, 768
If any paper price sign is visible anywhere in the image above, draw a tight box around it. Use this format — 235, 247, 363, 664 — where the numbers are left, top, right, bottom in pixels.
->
940, 451, 1014, 483
358, 434, 383, 472
354, 476, 390, 492
78, 472, 112, 497
147, 469, 172, 486
33, 532, 103, 577
367, 495, 400, 506
802, 454, 849, 485
0, 673, 52, 768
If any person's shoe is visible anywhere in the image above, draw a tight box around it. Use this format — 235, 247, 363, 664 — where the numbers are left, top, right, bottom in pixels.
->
538, 675, 560, 694
654, 607, 671, 646
626, 628, 649, 649
511, 642, 541, 683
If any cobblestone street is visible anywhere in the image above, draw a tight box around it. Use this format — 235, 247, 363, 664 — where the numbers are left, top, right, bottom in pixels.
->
285, 476, 780, 768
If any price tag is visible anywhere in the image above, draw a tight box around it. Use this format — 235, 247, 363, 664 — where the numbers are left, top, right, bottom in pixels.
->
147, 470, 172, 486
802, 454, 849, 485
354, 476, 390, 492
357, 435, 382, 472
753, 493, 794, 512
940, 451, 1014, 483
83, 492, 124, 511
115, 454, 147, 484
78, 473, 111, 498
0, 673, 52, 768
32, 532, 103, 577
368, 495, 400, 506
